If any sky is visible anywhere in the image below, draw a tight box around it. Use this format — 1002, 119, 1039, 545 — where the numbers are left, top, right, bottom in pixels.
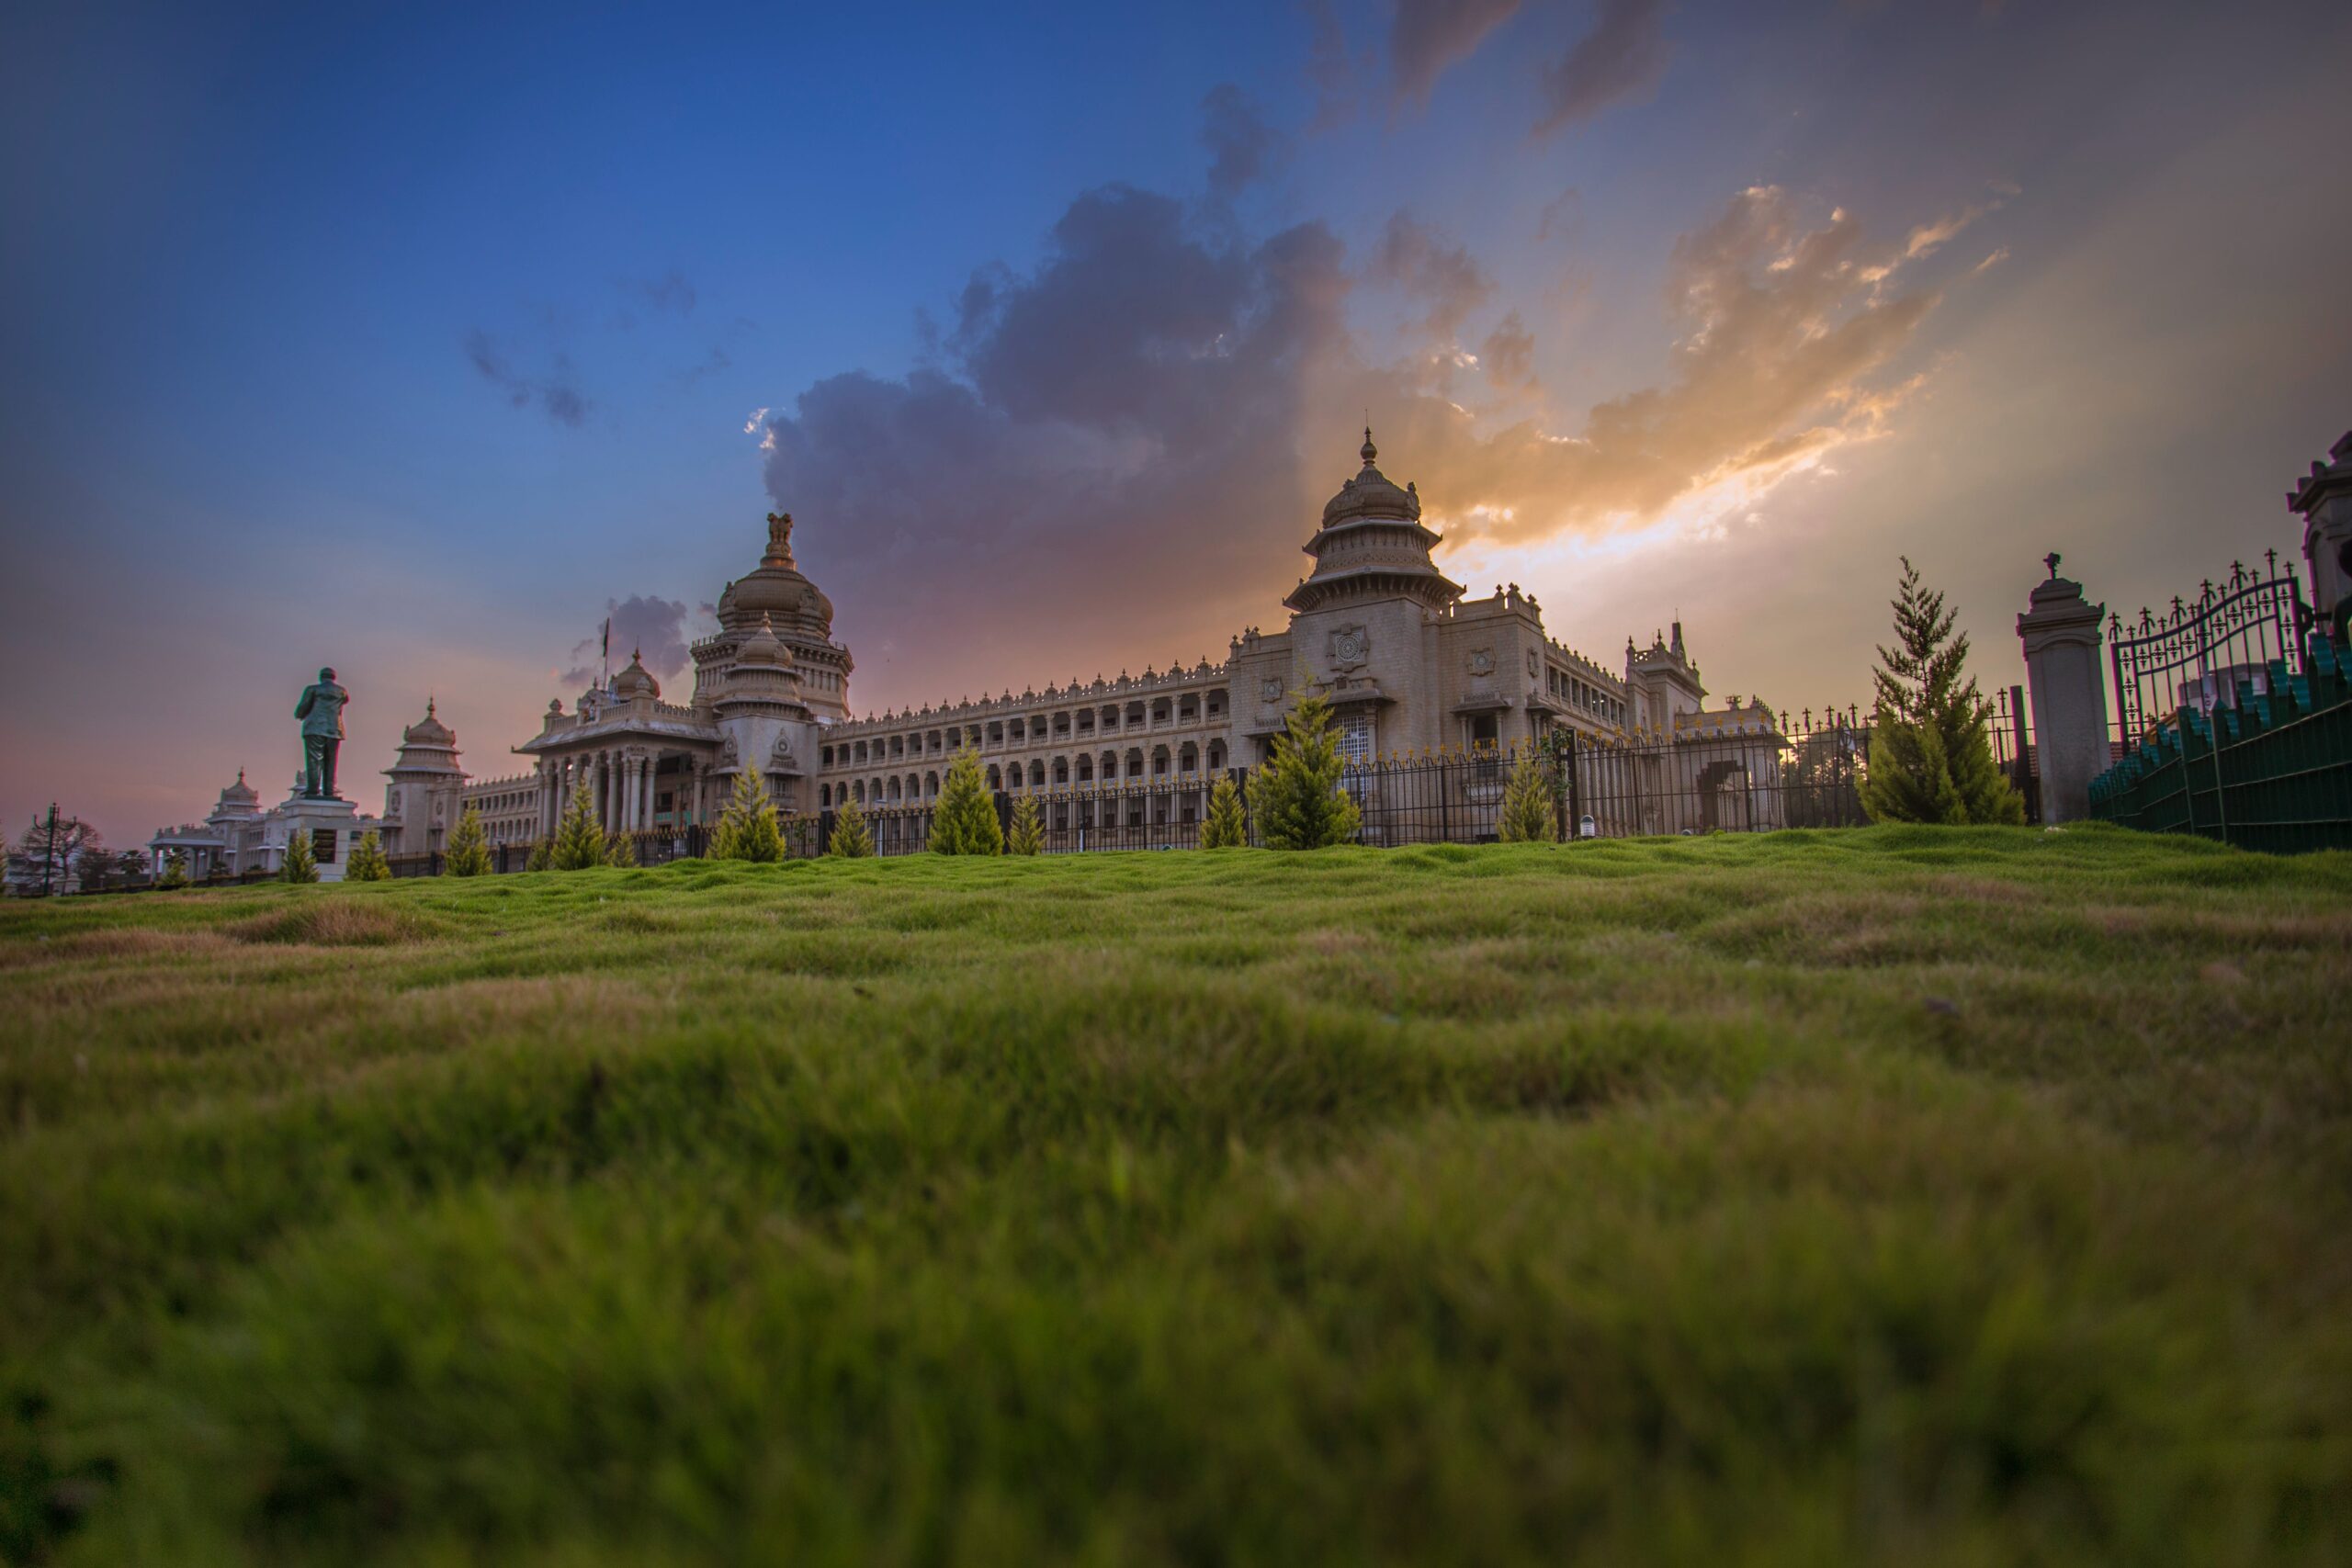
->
5, 0, 2348, 848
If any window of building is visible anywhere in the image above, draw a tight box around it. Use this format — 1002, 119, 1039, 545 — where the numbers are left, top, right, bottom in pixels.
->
1337, 712, 1374, 767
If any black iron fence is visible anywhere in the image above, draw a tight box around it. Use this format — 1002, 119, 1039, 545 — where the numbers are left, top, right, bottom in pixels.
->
2090, 552, 2352, 852
2109, 552, 2312, 751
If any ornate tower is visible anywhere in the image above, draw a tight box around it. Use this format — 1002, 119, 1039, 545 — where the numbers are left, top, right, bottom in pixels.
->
694, 511, 854, 721
382, 698, 466, 854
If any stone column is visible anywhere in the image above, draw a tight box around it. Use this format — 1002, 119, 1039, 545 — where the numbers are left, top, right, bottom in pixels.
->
2290, 431, 2352, 637
2017, 554, 2109, 824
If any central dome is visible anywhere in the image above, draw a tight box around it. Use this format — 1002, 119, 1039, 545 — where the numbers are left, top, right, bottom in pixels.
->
717, 511, 835, 636
1320, 428, 1422, 527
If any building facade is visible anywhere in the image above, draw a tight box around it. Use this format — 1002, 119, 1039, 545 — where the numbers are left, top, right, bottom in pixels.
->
156, 434, 1791, 863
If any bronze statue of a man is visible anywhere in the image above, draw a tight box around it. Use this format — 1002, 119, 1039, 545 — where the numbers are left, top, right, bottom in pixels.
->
295, 667, 349, 799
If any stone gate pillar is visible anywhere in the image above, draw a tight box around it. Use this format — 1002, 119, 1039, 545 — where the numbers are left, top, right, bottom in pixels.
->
2017, 553, 2109, 824
2290, 431, 2352, 640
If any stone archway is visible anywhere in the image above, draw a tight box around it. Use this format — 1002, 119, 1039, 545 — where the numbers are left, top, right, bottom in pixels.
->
1697, 759, 1748, 831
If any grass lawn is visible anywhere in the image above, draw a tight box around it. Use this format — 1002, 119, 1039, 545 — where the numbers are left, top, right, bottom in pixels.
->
4, 825, 2350, 1565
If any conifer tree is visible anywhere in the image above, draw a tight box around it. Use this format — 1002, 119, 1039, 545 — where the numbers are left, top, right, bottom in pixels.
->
524, 838, 552, 872
550, 781, 608, 870
829, 795, 874, 858
1497, 747, 1559, 842
604, 829, 638, 867
930, 746, 1003, 855
1200, 772, 1248, 848
1006, 792, 1044, 855
1859, 558, 2028, 826
711, 763, 784, 863
443, 805, 493, 876
158, 849, 192, 889
280, 829, 319, 884
1246, 692, 1363, 850
345, 829, 390, 882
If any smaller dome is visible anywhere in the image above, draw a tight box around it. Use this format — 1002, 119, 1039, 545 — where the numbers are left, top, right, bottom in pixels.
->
402, 697, 455, 746
1321, 426, 1422, 527
733, 614, 794, 669
612, 649, 661, 701
218, 768, 257, 806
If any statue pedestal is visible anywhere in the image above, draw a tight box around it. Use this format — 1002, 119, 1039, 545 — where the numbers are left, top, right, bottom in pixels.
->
279, 795, 360, 882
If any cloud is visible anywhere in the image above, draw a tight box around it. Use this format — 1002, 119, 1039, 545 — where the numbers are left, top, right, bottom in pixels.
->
624, 270, 697, 315
1371, 211, 1496, 343
1389, 0, 1521, 112
744, 406, 771, 434
1480, 310, 1539, 390
1303, 0, 1361, 129
676, 344, 730, 387
1535, 0, 1672, 134
1393, 185, 1942, 545
1971, 246, 2011, 275
1200, 83, 1275, 199
753, 177, 1952, 712
1536, 186, 1582, 243
463, 330, 592, 428
561, 594, 693, 686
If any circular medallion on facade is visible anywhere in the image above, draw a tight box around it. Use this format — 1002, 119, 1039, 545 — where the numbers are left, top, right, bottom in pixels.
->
1335, 631, 1364, 665
1260, 678, 1283, 703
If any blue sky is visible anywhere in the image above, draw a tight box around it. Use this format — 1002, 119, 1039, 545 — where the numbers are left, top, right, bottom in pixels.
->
6, 0, 2348, 844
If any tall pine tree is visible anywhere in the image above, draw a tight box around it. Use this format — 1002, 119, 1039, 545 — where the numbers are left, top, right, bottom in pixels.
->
443, 805, 493, 876
930, 747, 1003, 855
1246, 692, 1363, 850
711, 763, 784, 863
1200, 773, 1248, 848
550, 781, 608, 870
158, 849, 192, 889
1859, 558, 2028, 826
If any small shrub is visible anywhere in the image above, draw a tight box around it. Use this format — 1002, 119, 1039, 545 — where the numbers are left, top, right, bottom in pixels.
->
1006, 793, 1044, 856
1201, 773, 1248, 848
829, 796, 874, 859
443, 806, 493, 877
1497, 750, 1558, 843
931, 748, 1002, 855
345, 830, 391, 882
711, 764, 784, 863
157, 850, 192, 889
550, 782, 607, 871
1246, 692, 1362, 850
280, 830, 318, 885
524, 838, 552, 873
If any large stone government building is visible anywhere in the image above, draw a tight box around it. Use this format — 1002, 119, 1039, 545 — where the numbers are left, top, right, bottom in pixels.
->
153, 434, 1783, 874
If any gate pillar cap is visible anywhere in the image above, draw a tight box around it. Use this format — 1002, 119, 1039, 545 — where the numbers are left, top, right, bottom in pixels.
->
2018, 562, 2104, 652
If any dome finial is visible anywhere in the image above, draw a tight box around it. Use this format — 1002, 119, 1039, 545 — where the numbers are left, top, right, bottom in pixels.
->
763, 510, 796, 568
425, 695, 435, 718
1361, 423, 1377, 468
